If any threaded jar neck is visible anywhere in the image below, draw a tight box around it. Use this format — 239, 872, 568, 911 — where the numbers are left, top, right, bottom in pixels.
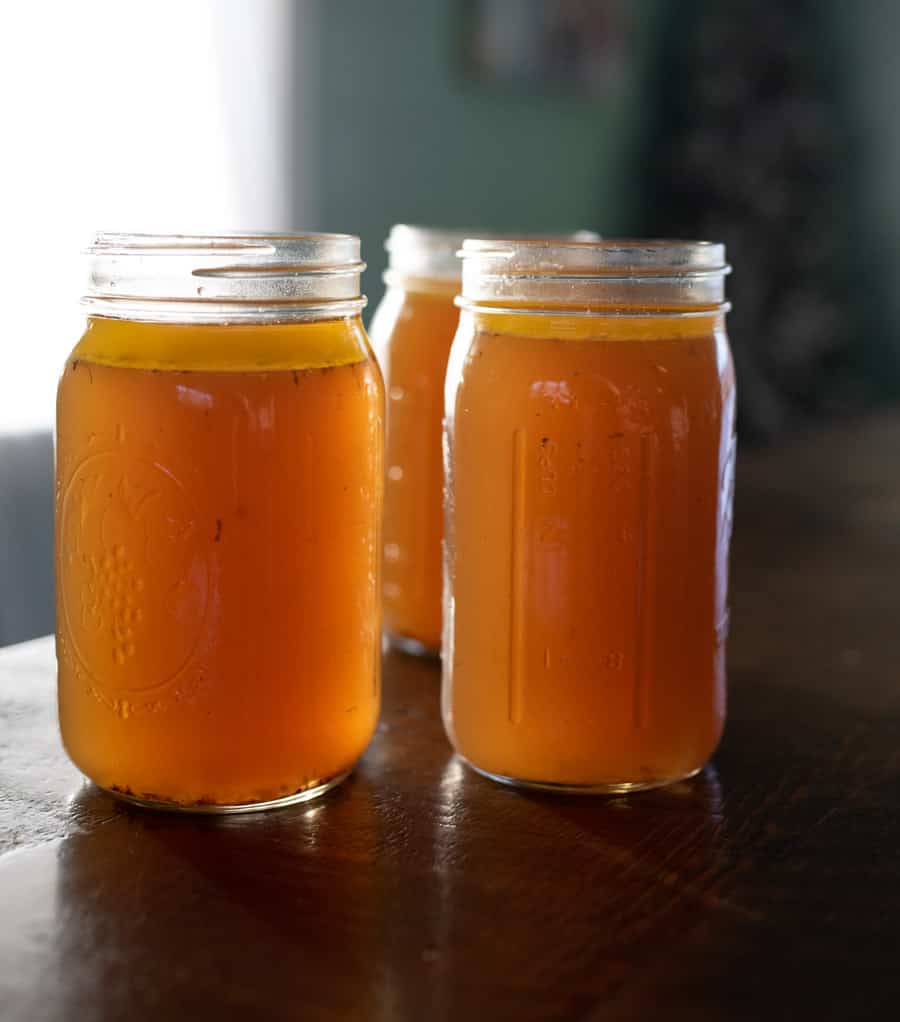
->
84, 232, 367, 324
457, 238, 730, 317
383, 225, 472, 288
383, 225, 601, 292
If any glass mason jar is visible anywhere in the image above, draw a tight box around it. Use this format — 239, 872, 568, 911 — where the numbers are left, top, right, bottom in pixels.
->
369, 226, 470, 655
443, 239, 736, 793
55, 233, 384, 812
370, 225, 598, 657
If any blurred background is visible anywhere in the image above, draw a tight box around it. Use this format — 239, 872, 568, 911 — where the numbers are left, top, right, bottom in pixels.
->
1, 0, 898, 645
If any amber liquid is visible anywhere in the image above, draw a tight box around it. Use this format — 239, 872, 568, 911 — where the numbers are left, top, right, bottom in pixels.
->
56, 316, 383, 807
444, 310, 736, 789
370, 283, 460, 651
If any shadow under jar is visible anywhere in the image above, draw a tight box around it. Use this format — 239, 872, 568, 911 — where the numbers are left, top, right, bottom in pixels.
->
443, 239, 736, 793
55, 233, 384, 812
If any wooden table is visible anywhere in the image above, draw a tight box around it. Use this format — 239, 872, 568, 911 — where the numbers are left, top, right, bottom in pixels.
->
2, 411, 899, 1021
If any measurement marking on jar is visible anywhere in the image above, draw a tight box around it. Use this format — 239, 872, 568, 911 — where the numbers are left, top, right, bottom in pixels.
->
537, 437, 558, 495
416, 376, 433, 609
633, 433, 658, 730
508, 428, 527, 724
302, 432, 316, 545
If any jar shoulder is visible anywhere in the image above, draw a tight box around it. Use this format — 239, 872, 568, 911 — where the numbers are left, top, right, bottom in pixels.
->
66, 315, 379, 374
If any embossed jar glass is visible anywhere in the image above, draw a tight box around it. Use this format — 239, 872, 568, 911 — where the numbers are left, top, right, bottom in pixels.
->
370, 226, 600, 657
443, 239, 736, 793
55, 233, 384, 812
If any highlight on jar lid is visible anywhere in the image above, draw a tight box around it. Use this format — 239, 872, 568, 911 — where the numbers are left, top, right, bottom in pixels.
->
84, 231, 367, 322
458, 237, 731, 312
383, 225, 601, 285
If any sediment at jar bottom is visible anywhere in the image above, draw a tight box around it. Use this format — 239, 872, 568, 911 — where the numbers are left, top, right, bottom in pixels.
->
443, 320, 735, 789
56, 353, 383, 808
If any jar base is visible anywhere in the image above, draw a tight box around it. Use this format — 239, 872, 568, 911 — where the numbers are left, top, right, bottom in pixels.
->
97, 770, 351, 815
460, 757, 703, 795
386, 631, 441, 660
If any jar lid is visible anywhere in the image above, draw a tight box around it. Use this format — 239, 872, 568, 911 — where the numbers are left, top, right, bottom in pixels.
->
84, 232, 367, 323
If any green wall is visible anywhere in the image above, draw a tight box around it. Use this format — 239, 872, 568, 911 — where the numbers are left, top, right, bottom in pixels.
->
301, 0, 661, 311
828, 0, 900, 396
294, 1, 900, 395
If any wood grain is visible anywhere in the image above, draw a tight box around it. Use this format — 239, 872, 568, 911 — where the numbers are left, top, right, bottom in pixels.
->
2, 410, 899, 1021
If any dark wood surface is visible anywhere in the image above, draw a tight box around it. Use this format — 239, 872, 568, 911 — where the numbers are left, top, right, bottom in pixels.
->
2, 410, 900, 1021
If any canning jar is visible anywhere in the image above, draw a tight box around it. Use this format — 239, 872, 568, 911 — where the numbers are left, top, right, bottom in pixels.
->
369, 226, 467, 654
370, 226, 597, 656
56, 232, 384, 811
443, 239, 735, 792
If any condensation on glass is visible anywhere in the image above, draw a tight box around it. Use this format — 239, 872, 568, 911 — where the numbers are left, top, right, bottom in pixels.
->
442, 239, 736, 793
55, 233, 384, 812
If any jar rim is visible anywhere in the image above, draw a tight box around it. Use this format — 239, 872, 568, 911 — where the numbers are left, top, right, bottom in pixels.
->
386, 224, 475, 249
385, 225, 485, 283
459, 237, 729, 274
384, 225, 601, 284
459, 237, 730, 312
84, 231, 367, 323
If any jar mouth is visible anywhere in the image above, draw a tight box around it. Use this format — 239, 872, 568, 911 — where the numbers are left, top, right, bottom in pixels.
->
385, 225, 486, 284
84, 231, 367, 323
459, 238, 730, 312
384, 225, 601, 286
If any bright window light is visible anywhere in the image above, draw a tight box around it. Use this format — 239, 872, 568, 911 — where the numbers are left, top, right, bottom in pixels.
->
0, 0, 294, 435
